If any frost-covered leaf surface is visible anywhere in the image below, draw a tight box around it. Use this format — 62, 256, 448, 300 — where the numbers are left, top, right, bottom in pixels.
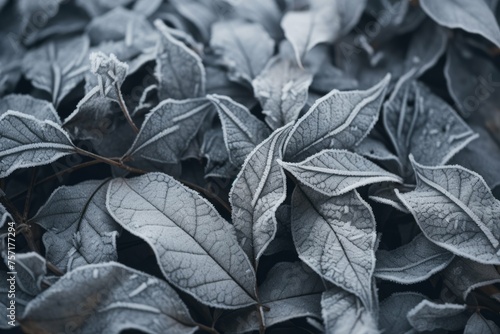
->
397, 157, 500, 264
379, 292, 427, 334
208, 94, 271, 166
230, 124, 292, 261
285, 74, 390, 162
321, 287, 378, 334
384, 72, 477, 177
375, 234, 454, 284
0, 111, 74, 178
420, 0, 500, 47
0, 95, 60, 123
292, 186, 377, 310
22, 35, 89, 106
20, 262, 197, 334
155, 20, 205, 100
219, 261, 324, 333
211, 20, 274, 84
281, 1, 340, 67
442, 257, 500, 301
464, 313, 500, 334
252, 57, 313, 130
407, 300, 469, 332
127, 98, 212, 164
2, 1, 500, 332
32, 180, 120, 272
106, 173, 257, 308
281, 149, 402, 197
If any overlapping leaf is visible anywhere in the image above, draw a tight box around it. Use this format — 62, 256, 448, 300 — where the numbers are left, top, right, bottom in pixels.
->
420, 0, 500, 47
219, 262, 324, 333
106, 173, 257, 309
211, 20, 274, 84
321, 287, 378, 334
285, 74, 390, 162
292, 186, 377, 310
155, 20, 206, 100
252, 57, 313, 130
207, 94, 271, 166
0, 111, 75, 178
230, 123, 292, 262
280, 149, 402, 197
22, 35, 89, 106
126, 98, 212, 164
281, 1, 341, 67
397, 157, 500, 264
442, 257, 500, 301
407, 300, 469, 332
375, 234, 454, 284
20, 262, 197, 334
464, 313, 500, 334
384, 71, 477, 177
0, 94, 60, 123
32, 179, 120, 272
379, 293, 427, 334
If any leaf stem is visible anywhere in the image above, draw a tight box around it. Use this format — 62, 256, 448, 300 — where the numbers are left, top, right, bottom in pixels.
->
115, 84, 139, 134
74, 148, 146, 175
195, 323, 220, 334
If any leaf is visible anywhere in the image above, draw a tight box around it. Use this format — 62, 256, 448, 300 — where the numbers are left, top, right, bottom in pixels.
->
20, 262, 197, 334
207, 94, 271, 167
211, 20, 275, 84
284, 74, 390, 162
230, 123, 292, 262
154, 19, 206, 101
0, 94, 60, 123
379, 292, 427, 334
0, 203, 10, 228
75, 0, 134, 17
200, 127, 236, 179
170, 0, 226, 42
383, 71, 477, 177
464, 313, 500, 334
86, 7, 155, 47
444, 39, 500, 117
280, 149, 402, 197
205, 65, 257, 110
451, 125, 500, 195
252, 56, 313, 130
232, 0, 283, 39
336, 0, 368, 36
22, 35, 89, 106
407, 300, 469, 332
14, 252, 47, 296
291, 186, 377, 310
126, 98, 212, 164
219, 261, 324, 333
281, 2, 341, 67
397, 157, 500, 265
374, 234, 454, 284
420, 0, 500, 47
0, 252, 48, 329
106, 173, 257, 308
403, 19, 448, 77
0, 111, 75, 178
32, 179, 120, 272
89, 52, 129, 101
442, 257, 500, 301
321, 287, 378, 334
